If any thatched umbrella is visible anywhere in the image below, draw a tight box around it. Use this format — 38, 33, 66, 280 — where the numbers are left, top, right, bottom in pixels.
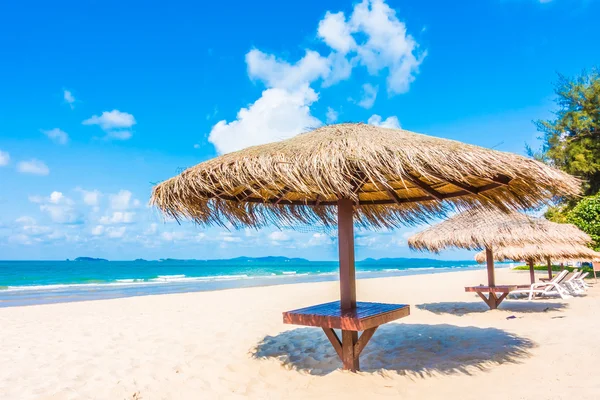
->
151, 123, 580, 370
475, 244, 599, 283
408, 208, 590, 284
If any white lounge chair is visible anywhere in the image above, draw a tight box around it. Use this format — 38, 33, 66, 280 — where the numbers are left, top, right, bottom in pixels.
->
574, 272, 590, 290
562, 271, 585, 295
511, 270, 572, 300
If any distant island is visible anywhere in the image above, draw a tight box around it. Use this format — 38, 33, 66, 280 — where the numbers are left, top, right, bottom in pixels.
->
64, 256, 476, 264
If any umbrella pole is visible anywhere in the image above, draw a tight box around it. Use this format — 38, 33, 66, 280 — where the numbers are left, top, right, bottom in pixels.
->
337, 198, 358, 372
528, 259, 535, 284
485, 247, 495, 287
547, 258, 553, 280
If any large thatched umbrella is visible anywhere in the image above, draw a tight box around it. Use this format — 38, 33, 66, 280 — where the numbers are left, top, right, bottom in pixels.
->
475, 244, 599, 283
408, 209, 590, 308
151, 123, 579, 371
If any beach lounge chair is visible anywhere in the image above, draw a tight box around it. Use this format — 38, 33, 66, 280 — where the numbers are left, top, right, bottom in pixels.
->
562, 271, 584, 295
511, 270, 571, 300
574, 272, 590, 290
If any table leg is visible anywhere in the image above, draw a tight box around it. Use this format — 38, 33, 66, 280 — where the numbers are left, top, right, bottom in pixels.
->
475, 291, 493, 309
342, 330, 359, 371
488, 292, 499, 310
495, 292, 509, 308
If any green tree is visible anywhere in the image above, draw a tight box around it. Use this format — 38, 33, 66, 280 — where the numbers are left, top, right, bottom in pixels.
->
534, 68, 600, 196
566, 194, 600, 251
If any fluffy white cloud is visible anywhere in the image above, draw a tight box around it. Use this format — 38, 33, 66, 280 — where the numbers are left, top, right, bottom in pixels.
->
208, 0, 421, 155
17, 159, 50, 176
247, 49, 331, 91
306, 232, 334, 247
99, 211, 135, 224
161, 231, 187, 241
0, 150, 9, 166
41, 128, 69, 145
33, 191, 82, 224
326, 107, 339, 124
318, 0, 424, 94
209, 86, 321, 154
106, 226, 126, 238
83, 110, 136, 140
358, 83, 378, 109
83, 110, 136, 130
109, 190, 139, 210
268, 231, 291, 242
318, 11, 356, 54
91, 225, 105, 236
367, 114, 401, 129
77, 188, 101, 207
63, 90, 75, 109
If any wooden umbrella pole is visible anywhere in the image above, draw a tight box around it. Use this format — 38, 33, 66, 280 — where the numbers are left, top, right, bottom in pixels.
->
528, 259, 535, 284
485, 247, 495, 287
547, 258, 553, 280
337, 198, 358, 372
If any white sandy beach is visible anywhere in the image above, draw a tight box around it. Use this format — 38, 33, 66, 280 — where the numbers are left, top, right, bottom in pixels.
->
1, 268, 598, 400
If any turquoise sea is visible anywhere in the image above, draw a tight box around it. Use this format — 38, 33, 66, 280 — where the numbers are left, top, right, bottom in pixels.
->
0, 257, 502, 307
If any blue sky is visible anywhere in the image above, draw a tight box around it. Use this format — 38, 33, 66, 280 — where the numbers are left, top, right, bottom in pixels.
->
0, 0, 598, 261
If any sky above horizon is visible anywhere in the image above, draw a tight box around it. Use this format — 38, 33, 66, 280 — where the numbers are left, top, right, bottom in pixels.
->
1, 0, 599, 261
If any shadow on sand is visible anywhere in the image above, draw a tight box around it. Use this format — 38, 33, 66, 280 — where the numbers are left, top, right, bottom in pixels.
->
416, 301, 568, 316
251, 323, 535, 376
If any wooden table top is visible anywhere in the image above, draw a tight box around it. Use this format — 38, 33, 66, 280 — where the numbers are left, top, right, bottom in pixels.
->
465, 285, 518, 293
283, 301, 410, 331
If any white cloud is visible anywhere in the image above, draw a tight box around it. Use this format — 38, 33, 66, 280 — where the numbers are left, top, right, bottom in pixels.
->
63, 90, 76, 109
326, 107, 339, 124
49, 191, 64, 204
358, 83, 378, 109
0, 150, 9, 166
106, 226, 126, 238
318, 11, 356, 54
77, 188, 101, 207
16, 216, 37, 225
209, 86, 321, 154
91, 225, 105, 236
246, 49, 330, 91
83, 110, 136, 130
318, 0, 425, 94
99, 211, 135, 224
109, 190, 138, 210
17, 159, 50, 176
83, 110, 135, 140
32, 191, 82, 224
306, 232, 334, 247
208, 0, 421, 155
41, 128, 69, 145
161, 231, 187, 241
268, 231, 291, 242
367, 114, 401, 129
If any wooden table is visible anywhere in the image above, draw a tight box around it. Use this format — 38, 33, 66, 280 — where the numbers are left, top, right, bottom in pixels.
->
464, 285, 518, 309
283, 301, 410, 370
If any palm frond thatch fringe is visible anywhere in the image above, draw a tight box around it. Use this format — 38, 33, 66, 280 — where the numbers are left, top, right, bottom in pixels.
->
474, 244, 600, 263
408, 208, 591, 252
151, 123, 581, 229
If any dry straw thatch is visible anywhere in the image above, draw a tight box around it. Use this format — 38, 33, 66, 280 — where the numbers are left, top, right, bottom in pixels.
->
151, 123, 581, 229
408, 208, 591, 252
474, 244, 600, 263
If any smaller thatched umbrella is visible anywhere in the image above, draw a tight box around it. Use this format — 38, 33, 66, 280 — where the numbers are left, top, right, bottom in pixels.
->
475, 244, 600, 283
408, 208, 591, 308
